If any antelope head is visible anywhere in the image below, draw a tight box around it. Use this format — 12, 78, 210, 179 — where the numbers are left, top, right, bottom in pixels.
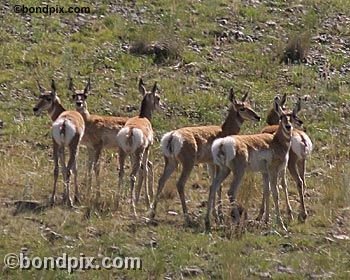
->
229, 88, 261, 122
274, 96, 294, 136
139, 78, 163, 114
33, 79, 58, 116
266, 93, 287, 125
69, 77, 91, 111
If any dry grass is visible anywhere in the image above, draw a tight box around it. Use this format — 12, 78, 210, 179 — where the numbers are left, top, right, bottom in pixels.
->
1, 0, 350, 278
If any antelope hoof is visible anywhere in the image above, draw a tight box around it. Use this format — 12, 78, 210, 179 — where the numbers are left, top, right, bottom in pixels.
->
50, 196, 56, 206
230, 207, 241, 224
131, 207, 138, 218
147, 208, 156, 220
65, 197, 74, 208
277, 219, 288, 232
287, 211, 294, 222
62, 193, 73, 207
298, 211, 308, 222
184, 215, 193, 228
74, 195, 81, 206
205, 219, 211, 233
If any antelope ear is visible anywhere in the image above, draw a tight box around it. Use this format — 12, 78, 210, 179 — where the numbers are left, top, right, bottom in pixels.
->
138, 78, 146, 96
273, 96, 283, 116
293, 97, 302, 115
51, 79, 57, 97
280, 93, 287, 107
151, 81, 158, 95
228, 88, 237, 104
68, 77, 75, 92
36, 80, 45, 93
84, 77, 91, 95
241, 91, 249, 102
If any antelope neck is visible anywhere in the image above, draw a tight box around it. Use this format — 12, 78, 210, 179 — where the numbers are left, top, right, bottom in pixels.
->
139, 98, 152, 120
274, 123, 292, 149
77, 106, 90, 120
48, 99, 65, 121
220, 108, 243, 137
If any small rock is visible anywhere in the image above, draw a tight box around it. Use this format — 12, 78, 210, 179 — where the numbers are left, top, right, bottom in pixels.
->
266, 20, 277, 27
332, 234, 350, 240
324, 236, 335, 243
144, 239, 158, 249
181, 266, 203, 277
277, 264, 295, 274
217, 18, 228, 26
309, 272, 335, 279
249, 268, 272, 279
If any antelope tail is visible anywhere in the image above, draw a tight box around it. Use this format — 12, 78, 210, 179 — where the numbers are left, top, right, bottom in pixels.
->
161, 131, 183, 158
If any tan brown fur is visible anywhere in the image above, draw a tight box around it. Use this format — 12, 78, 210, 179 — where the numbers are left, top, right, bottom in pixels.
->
116, 79, 161, 216
260, 95, 311, 222
149, 89, 261, 225
70, 78, 129, 196
205, 97, 293, 232
33, 80, 85, 207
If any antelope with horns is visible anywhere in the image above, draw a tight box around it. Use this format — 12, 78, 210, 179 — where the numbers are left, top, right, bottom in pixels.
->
33, 80, 85, 206
205, 96, 294, 232
149, 89, 261, 225
116, 79, 162, 216
69, 78, 128, 198
259, 94, 313, 222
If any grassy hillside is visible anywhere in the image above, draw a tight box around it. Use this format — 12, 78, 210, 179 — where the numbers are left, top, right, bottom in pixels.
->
0, 0, 349, 279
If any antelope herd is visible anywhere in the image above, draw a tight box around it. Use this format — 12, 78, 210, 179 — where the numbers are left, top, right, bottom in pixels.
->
33, 78, 313, 232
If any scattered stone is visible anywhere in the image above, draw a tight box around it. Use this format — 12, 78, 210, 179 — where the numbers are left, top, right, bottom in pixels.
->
144, 238, 158, 249
249, 268, 272, 279
277, 264, 295, 274
309, 272, 335, 279
216, 18, 228, 26
181, 266, 203, 277
41, 227, 63, 242
279, 242, 295, 253
332, 234, 350, 240
266, 20, 277, 27
167, 210, 178, 216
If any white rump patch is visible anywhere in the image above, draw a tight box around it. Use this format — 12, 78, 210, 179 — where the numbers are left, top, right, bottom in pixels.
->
116, 127, 146, 153
291, 132, 313, 159
160, 131, 184, 158
211, 136, 236, 167
52, 118, 76, 146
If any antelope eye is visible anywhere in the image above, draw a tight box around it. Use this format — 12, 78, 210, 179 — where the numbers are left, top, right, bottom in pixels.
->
239, 108, 245, 112
45, 97, 52, 101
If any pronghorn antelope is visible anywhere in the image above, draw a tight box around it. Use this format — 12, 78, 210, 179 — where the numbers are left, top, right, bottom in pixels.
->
69, 78, 128, 196
33, 80, 85, 206
116, 79, 161, 216
259, 94, 313, 222
149, 89, 261, 225
205, 96, 294, 232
